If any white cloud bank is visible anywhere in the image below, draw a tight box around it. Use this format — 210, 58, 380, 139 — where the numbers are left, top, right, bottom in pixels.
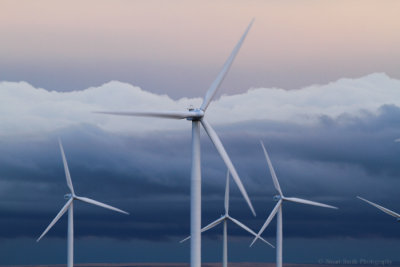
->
0, 73, 399, 137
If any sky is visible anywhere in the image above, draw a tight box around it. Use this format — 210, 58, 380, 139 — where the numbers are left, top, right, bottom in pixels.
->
1, 0, 400, 265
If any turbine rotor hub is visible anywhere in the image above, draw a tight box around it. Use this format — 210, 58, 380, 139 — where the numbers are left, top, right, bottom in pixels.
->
186, 108, 204, 121
273, 195, 282, 201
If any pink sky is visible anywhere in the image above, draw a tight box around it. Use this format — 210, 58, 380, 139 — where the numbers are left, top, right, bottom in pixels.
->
1, 0, 399, 96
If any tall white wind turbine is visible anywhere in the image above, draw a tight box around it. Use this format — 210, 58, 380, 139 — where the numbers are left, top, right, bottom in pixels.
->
37, 140, 129, 267
180, 170, 274, 267
251, 142, 338, 267
357, 196, 400, 221
96, 20, 256, 267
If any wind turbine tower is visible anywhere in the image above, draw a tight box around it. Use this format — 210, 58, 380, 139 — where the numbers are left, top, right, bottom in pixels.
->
97, 20, 256, 267
251, 142, 337, 267
181, 170, 274, 267
37, 140, 129, 267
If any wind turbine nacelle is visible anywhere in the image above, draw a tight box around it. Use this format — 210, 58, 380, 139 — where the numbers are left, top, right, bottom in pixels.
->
186, 108, 204, 121
273, 195, 281, 201
64, 193, 72, 200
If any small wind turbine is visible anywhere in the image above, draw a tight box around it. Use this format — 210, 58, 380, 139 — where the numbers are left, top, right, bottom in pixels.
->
250, 141, 338, 267
357, 196, 400, 221
180, 170, 274, 267
96, 20, 256, 267
37, 140, 129, 267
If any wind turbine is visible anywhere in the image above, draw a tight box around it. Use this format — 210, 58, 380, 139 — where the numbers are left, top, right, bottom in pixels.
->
250, 141, 338, 267
357, 196, 400, 221
96, 20, 256, 267
37, 140, 129, 267
180, 170, 274, 267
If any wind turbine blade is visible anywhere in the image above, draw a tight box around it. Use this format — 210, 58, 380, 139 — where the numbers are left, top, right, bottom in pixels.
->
75, 196, 129, 215
179, 216, 226, 243
180, 235, 191, 243
284, 197, 338, 209
200, 19, 255, 111
260, 141, 282, 196
179, 236, 191, 243
37, 198, 73, 242
58, 139, 74, 195
201, 216, 225, 232
228, 216, 274, 248
94, 111, 194, 120
201, 119, 256, 216
357, 196, 400, 218
225, 169, 230, 214
250, 200, 282, 247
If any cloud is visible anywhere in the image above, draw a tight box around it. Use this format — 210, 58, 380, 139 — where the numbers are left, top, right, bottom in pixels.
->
1, 105, 400, 242
1, 73, 400, 137
1, 73, 400, 245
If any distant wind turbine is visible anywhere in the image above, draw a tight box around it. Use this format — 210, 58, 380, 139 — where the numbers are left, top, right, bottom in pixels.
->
96, 19, 256, 267
250, 141, 338, 267
357, 196, 400, 221
180, 170, 274, 267
37, 140, 129, 267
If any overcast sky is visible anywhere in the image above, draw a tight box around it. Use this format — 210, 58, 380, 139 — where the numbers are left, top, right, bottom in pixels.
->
1, 0, 400, 266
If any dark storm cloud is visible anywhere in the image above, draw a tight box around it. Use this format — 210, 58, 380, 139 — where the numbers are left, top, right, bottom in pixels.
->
1, 104, 400, 243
